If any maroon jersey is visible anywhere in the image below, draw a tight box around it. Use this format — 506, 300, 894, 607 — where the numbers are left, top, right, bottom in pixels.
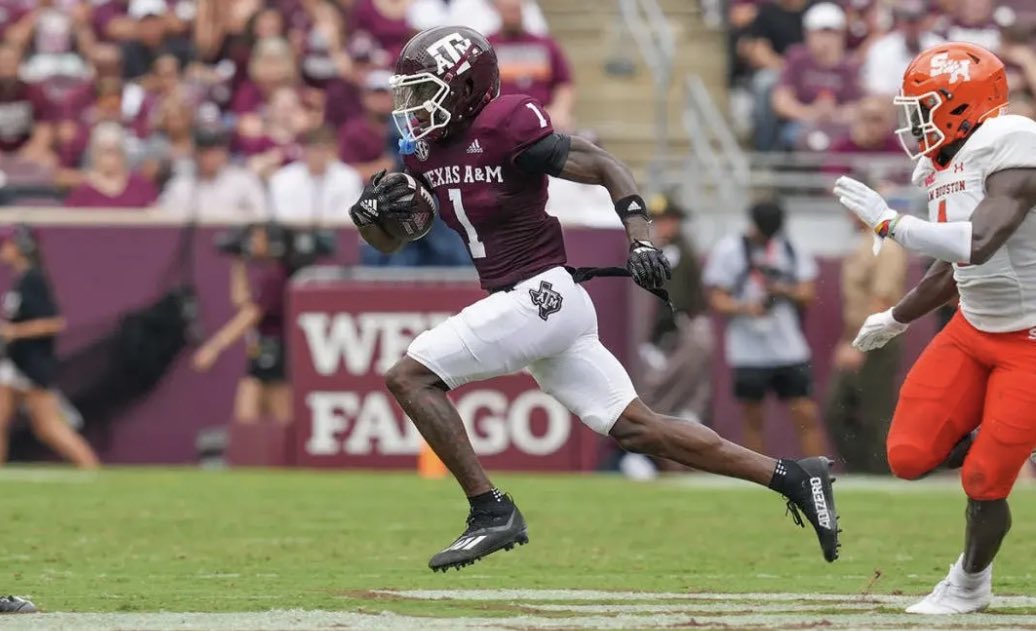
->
402, 94, 566, 291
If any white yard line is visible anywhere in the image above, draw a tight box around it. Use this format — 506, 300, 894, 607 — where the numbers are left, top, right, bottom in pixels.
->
6, 591, 1036, 631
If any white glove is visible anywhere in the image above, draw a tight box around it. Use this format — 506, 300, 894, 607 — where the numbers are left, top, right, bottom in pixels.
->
852, 308, 909, 352
833, 176, 899, 254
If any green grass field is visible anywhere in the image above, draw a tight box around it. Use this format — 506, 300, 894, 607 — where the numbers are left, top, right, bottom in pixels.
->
3, 467, 1036, 630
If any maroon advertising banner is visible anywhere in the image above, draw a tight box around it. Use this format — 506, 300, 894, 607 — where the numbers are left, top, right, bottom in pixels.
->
289, 277, 602, 470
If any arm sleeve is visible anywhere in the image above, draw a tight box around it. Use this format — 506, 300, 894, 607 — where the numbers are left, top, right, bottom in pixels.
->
514, 133, 571, 176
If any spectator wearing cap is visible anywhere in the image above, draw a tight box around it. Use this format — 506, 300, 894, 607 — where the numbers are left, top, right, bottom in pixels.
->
0, 42, 56, 167
637, 196, 713, 433
65, 121, 158, 208
740, 0, 811, 149
119, 0, 193, 81
824, 215, 907, 474
350, 0, 415, 63
703, 200, 824, 457
338, 69, 397, 181
236, 86, 312, 179
861, 0, 943, 96
269, 125, 363, 224
160, 127, 268, 220
771, 2, 861, 150
489, 0, 575, 131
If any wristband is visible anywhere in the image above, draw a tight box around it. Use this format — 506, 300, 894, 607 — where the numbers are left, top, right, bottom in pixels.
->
615, 195, 649, 222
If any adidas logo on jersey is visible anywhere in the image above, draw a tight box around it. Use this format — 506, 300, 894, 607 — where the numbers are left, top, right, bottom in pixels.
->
466, 140, 484, 154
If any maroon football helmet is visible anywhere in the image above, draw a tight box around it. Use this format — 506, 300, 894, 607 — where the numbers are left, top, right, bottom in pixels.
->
390, 26, 500, 149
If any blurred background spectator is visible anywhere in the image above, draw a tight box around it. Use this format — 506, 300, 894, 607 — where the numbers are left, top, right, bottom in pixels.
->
861, 0, 943, 96
703, 201, 824, 457
637, 196, 712, 428
65, 121, 158, 208
489, 0, 574, 130
824, 219, 908, 474
270, 125, 362, 223
160, 127, 267, 220
337, 69, 397, 181
770, 3, 860, 151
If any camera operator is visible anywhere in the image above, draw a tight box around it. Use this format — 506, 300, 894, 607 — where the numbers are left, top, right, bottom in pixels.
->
0, 226, 99, 468
703, 200, 824, 457
192, 223, 293, 425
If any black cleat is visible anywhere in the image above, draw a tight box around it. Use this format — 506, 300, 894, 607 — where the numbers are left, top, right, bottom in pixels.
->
429, 497, 528, 572
0, 596, 37, 614
782, 457, 841, 563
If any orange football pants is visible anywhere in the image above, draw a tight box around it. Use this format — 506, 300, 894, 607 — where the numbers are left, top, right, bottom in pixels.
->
887, 311, 1036, 500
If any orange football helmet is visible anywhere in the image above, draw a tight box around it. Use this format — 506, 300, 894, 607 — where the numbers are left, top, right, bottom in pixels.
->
893, 42, 1008, 160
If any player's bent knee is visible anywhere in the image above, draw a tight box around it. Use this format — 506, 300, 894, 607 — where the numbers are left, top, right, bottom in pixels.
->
610, 414, 665, 455
962, 462, 1015, 501
886, 442, 941, 481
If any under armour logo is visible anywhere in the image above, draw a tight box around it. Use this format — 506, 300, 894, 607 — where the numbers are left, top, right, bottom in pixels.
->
529, 281, 563, 321
954, 162, 965, 173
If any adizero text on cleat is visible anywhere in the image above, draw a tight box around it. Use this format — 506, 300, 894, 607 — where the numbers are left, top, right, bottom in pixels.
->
428, 498, 528, 572
783, 457, 841, 562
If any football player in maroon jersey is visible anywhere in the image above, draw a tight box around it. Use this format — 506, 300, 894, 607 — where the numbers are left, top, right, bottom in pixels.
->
350, 26, 840, 572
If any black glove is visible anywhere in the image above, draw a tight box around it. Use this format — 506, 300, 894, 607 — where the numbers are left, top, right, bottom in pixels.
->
627, 240, 672, 290
349, 170, 415, 227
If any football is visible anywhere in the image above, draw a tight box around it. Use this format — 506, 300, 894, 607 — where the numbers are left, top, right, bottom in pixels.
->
380, 172, 438, 242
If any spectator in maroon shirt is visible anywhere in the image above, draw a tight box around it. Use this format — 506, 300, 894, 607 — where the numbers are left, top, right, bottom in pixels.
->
337, 69, 396, 181
489, 0, 575, 131
65, 121, 158, 208
236, 86, 313, 179
941, 0, 1000, 51
0, 43, 55, 165
771, 2, 860, 150
350, 0, 414, 63
92, 0, 190, 44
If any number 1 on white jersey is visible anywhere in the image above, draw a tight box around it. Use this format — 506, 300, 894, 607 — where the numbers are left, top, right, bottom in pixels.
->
447, 188, 486, 258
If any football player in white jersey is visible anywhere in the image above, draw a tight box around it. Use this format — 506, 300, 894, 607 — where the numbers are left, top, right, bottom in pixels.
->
834, 42, 1036, 614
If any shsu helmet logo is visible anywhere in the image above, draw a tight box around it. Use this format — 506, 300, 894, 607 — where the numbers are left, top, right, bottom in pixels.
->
929, 52, 971, 84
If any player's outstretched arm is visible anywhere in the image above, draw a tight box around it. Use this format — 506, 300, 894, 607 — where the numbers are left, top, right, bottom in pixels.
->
835, 170, 1036, 265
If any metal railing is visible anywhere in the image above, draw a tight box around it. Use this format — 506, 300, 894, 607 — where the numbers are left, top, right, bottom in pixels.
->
681, 74, 750, 213
615, 0, 674, 192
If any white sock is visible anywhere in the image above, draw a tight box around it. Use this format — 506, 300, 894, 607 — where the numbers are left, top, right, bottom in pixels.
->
950, 554, 992, 590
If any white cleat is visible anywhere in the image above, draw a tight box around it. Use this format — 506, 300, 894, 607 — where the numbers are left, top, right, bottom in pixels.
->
906, 556, 993, 614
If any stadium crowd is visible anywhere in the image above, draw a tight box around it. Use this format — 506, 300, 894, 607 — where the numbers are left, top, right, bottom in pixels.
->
728, 0, 1036, 154
0, 0, 577, 239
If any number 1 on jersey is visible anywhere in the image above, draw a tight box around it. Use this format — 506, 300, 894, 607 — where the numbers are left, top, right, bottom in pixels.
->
447, 188, 486, 258
937, 199, 947, 223
525, 102, 548, 128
